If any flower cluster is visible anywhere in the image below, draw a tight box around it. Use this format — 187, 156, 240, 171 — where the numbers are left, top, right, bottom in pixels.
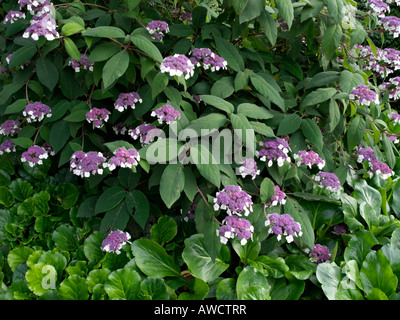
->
112, 123, 128, 135
183, 201, 197, 222
70, 151, 106, 178
379, 77, 400, 100
309, 244, 331, 264
85, 108, 110, 129
0, 120, 21, 136
378, 16, 400, 38
217, 215, 254, 245
189, 48, 228, 72
129, 124, 162, 146
238, 158, 260, 179
21, 145, 48, 167
105, 147, 140, 171
314, 171, 342, 192
114, 92, 142, 112
213, 185, 253, 216
69, 55, 94, 72
293, 150, 325, 170
180, 12, 192, 22
23, 102, 52, 123
349, 85, 380, 106
146, 20, 169, 40
391, 112, 400, 125
3, 11, 26, 24
355, 45, 396, 77
256, 138, 291, 167
18, 0, 51, 14
151, 104, 181, 125
101, 230, 131, 254
160, 54, 195, 80
368, 0, 390, 17
0, 140, 16, 155
355, 146, 394, 179
265, 213, 302, 243
266, 186, 286, 207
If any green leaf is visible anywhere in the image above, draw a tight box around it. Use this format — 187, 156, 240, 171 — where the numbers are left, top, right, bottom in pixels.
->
258, 11, 277, 46
52, 225, 78, 251
159, 163, 185, 209
216, 278, 237, 300
322, 24, 343, 59
277, 114, 301, 135
129, 190, 150, 229
59, 275, 89, 300
4, 99, 27, 115
190, 144, 221, 188
354, 180, 381, 214
236, 266, 270, 300
7, 247, 34, 272
214, 36, 244, 72
250, 74, 285, 111
36, 57, 59, 91
300, 88, 337, 110
104, 140, 134, 153
260, 177, 275, 203
183, 166, 198, 202
105, 268, 141, 300
204, 219, 222, 262
169, 24, 194, 37
8, 179, 33, 201
95, 186, 126, 214
182, 234, 229, 282
77, 196, 98, 218
199, 95, 234, 114
140, 277, 170, 300
210, 77, 235, 99
232, 0, 248, 14
360, 250, 398, 297
0, 186, 15, 207
178, 278, 209, 300
301, 118, 323, 151
8, 46, 36, 69
151, 72, 169, 99
316, 262, 342, 300
83, 26, 125, 38
305, 71, 340, 89
344, 230, 379, 266
49, 120, 70, 154
346, 115, 366, 151
184, 113, 228, 136
276, 0, 294, 29
25, 263, 57, 296
339, 71, 365, 94
139, 138, 183, 164
326, 0, 344, 23
131, 238, 181, 277
102, 50, 130, 89
83, 231, 105, 263
239, 0, 264, 24
64, 37, 81, 61
237, 103, 273, 120
88, 42, 121, 62
130, 35, 163, 63
150, 215, 178, 244
62, 22, 85, 36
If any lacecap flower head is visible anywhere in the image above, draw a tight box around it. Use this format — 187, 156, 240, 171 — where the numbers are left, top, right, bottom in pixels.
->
23, 102, 52, 123
213, 185, 253, 216
314, 171, 341, 192
69, 55, 94, 72
189, 48, 227, 72
86, 108, 110, 129
146, 20, 169, 40
0, 120, 21, 136
378, 16, 400, 38
0, 140, 16, 155
160, 54, 195, 80
309, 244, 331, 264
265, 213, 302, 243
217, 215, 254, 245
293, 150, 325, 170
114, 92, 142, 112
256, 138, 291, 167
101, 230, 131, 254
21, 145, 48, 167
105, 147, 140, 171
266, 185, 286, 207
70, 151, 106, 178
349, 85, 380, 106
238, 158, 260, 180
151, 104, 181, 125
22, 12, 59, 41
129, 124, 163, 146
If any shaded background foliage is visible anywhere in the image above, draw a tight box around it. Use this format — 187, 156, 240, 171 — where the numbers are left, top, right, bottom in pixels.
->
0, 0, 399, 300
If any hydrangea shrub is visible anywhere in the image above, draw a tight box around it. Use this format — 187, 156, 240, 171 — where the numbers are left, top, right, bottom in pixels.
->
0, 0, 400, 301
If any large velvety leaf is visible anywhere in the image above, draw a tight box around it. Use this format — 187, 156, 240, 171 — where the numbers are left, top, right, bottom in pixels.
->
36, 57, 59, 91
59, 275, 89, 300
160, 163, 185, 208
250, 74, 285, 111
190, 144, 221, 188
276, 0, 294, 29
182, 234, 229, 282
83, 26, 125, 38
130, 34, 163, 63
131, 238, 181, 277
301, 118, 323, 151
236, 266, 270, 300
214, 36, 244, 72
102, 50, 130, 88
95, 186, 126, 214
104, 268, 142, 300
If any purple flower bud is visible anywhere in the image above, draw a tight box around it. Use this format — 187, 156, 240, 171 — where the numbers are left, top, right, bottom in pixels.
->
69, 55, 94, 72
101, 230, 131, 254
21, 145, 48, 167
213, 185, 253, 216
309, 244, 331, 264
